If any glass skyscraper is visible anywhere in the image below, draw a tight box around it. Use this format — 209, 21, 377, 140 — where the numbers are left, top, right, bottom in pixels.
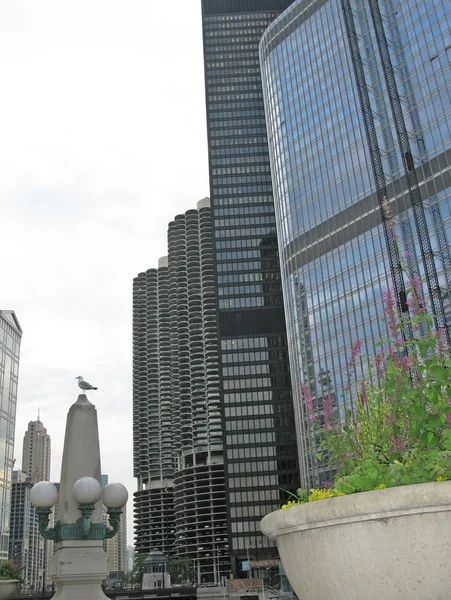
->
0, 310, 22, 560
260, 0, 451, 486
201, 0, 299, 574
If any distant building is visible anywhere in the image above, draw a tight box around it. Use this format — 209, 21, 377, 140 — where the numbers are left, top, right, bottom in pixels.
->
0, 310, 22, 560
126, 545, 135, 572
22, 417, 51, 484
13, 416, 51, 589
102, 474, 127, 572
9, 471, 43, 590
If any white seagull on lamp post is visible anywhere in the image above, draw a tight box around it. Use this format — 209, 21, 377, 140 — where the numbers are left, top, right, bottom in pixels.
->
75, 375, 98, 391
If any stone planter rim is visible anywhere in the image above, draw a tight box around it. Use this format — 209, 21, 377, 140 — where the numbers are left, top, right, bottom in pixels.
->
261, 480, 451, 539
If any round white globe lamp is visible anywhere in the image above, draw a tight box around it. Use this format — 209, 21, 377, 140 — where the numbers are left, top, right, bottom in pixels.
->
73, 476, 102, 505
30, 481, 59, 508
103, 482, 129, 508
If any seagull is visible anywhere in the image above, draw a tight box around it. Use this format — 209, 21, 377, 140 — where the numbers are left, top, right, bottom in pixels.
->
75, 375, 98, 391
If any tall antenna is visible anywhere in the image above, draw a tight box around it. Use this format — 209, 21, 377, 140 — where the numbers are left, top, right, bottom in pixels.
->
37, 408, 40, 422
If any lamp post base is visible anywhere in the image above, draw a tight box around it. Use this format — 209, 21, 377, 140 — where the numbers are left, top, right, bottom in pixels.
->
50, 540, 108, 600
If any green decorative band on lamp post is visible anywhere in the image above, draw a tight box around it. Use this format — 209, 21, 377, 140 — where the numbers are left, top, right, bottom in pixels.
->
31, 477, 128, 543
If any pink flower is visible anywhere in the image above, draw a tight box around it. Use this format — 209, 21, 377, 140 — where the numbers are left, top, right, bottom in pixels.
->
407, 276, 427, 316
382, 287, 398, 338
348, 340, 363, 369
301, 383, 316, 422
359, 381, 367, 406
323, 394, 334, 428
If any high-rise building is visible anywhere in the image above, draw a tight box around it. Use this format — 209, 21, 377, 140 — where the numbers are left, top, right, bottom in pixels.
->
133, 199, 229, 583
9, 471, 43, 591
201, 0, 299, 573
0, 310, 22, 560
19, 416, 51, 589
259, 0, 451, 486
22, 417, 51, 484
133, 255, 176, 560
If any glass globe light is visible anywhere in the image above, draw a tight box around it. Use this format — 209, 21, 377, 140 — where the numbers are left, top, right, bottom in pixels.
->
72, 477, 102, 505
103, 482, 128, 508
30, 482, 59, 508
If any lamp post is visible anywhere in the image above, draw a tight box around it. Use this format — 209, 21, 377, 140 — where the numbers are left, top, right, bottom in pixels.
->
31, 477, 127, 543
30, 392, 128, 600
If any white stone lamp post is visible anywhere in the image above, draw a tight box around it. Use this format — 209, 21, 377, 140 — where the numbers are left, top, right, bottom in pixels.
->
31, 478, 127, 542
30, 393, 128, 600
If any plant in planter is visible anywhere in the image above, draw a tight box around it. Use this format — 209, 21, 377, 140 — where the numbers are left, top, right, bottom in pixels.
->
0, 561, 22, 600
261, 277, 451, 600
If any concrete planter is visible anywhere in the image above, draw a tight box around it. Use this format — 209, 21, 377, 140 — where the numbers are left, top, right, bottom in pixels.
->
261, 481, 451, 600
0, 580, 19, 600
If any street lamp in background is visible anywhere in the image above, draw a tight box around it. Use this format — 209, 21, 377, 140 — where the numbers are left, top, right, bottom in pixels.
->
30, 392, 128, 600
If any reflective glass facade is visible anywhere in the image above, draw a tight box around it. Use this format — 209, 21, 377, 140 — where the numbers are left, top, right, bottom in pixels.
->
260, 0, 451, 485
201, 0, 299, 573
0, 311, 22, 560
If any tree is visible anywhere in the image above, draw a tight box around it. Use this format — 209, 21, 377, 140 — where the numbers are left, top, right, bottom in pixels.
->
168, 557, 195, 585
124, 554, 147, 586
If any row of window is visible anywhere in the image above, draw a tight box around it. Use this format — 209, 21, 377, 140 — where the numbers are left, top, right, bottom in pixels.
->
217, 261, 263, 272
208, 96, 263, 107
206, 59, 259, 68
207, 78, 262, 89
218, 296, 283, 308
210, 127, 267, 139
204, 15, 277, 25
221, 333, 286, 349
212, 164, 270, 175
209, 109, 265, 121
215, 215, 274, 229
226, 447, 276, 462
208, 83, 262, 93
216, 237, 269, 249
211, 146, 269, 157
205, 37, 264, 47
207, 69, 261, 80
218, 272, 280, 284
230, 505, 274, 518
227, 418, 276, 432
224, 378, 280, 391
213, 185, 272, 196
215, 202, 273, 216
229, 475, 279, 489
225, 404, 276, 417
223, 362, 288, 377
215, 226, 275, 239
211, 138, 268, 149
212, 156, 269, 167
223, 364, 270, 376
226, 431, 280, 446
217, 249, 266, 260
208, 98, 264, 112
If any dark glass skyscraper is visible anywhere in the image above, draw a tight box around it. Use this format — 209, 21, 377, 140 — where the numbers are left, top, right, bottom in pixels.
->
201, 0, 299, 573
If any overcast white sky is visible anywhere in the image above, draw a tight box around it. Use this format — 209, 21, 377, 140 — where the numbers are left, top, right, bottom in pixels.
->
0, 0, 209, 544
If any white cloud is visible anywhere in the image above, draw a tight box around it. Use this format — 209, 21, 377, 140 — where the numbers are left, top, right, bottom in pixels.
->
0, 0, 209, 545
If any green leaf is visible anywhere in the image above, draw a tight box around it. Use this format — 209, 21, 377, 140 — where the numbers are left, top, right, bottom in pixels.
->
414, 404, 425, 420
427, 432, 439, 449
429, 364, 446, 383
